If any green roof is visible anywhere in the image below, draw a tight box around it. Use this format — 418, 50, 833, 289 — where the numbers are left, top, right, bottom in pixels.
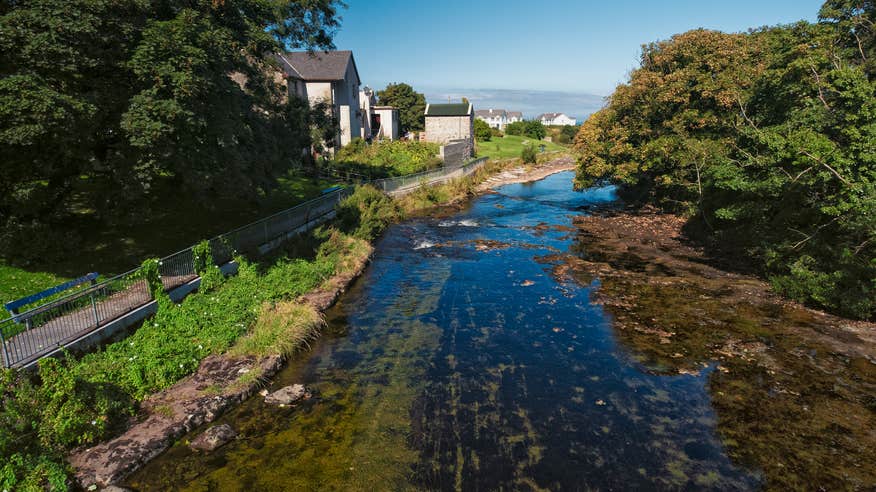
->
425, 103, 471, 117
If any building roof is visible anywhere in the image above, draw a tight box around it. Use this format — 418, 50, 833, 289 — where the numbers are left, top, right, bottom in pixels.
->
537, 112, 568, 120
425, 103, 473, 117
274, 51, 359, 83
475, 109, 507, 118
507, 111, 523, 118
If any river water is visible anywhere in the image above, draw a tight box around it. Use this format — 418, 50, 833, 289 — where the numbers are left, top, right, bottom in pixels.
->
128, 172, 762, 490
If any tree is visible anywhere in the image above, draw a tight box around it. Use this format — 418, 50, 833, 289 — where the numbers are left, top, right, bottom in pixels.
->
473, 118, 492, 142
377, 83, 426, 133
524, 120, 547, 140
573, 16, 876, 320
0, 0, 341, 260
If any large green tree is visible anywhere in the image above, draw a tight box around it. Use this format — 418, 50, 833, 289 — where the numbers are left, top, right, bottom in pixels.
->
0, 0, 340, 260
575, 7, 876, 319
376, 82, 426, 133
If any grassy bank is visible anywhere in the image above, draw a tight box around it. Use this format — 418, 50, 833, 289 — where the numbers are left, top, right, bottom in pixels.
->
0, 172, 334, 307
1, 155, 534, 490
330, 139, 442, 179
475, 134, 566, 160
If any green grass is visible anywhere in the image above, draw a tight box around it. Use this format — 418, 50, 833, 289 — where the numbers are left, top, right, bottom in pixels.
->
475, 134, 567, 160
0, 171, 334, 305
0, 265, 69, 309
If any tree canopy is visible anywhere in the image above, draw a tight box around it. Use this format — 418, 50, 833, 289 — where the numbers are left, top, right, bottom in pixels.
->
574, 2, 876, 319
473, 118, 492, 142
376, 83, 426, 133
0, 0, 341, 260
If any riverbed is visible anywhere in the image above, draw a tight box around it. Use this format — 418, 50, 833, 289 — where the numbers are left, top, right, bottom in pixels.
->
126, 171, 874, 491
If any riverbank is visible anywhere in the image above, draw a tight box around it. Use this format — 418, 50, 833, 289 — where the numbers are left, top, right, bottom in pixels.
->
477, 155, 575, 191
66, 156, 574, 489
553, 207, 876, 490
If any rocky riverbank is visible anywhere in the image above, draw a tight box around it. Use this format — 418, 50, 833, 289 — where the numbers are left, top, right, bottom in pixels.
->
549, 206, 876, 490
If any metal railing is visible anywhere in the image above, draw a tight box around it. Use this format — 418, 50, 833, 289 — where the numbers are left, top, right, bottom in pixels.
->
373, 157, 487, 195
0, 157, 488, 369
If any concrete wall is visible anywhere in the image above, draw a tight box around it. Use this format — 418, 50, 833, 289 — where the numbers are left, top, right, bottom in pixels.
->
373, 107, 399, 140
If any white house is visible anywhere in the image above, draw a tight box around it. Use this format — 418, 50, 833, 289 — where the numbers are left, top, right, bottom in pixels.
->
275, 50, 362, 150
474, 109, 523, 130
537, 112, 577, 126
360, 86, 400, 141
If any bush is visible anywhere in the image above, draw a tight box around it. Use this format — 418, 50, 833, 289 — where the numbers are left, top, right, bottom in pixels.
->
474, 119, 492, 142
524, 120, 547, 140
505, 121, 526, 136
335, 185, 401, 240
521, 145, 537, 164
334, 140, 441, 178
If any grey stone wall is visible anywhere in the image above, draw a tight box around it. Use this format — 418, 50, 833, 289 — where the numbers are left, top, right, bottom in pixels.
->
425, 115, 474, 144
440, 139, 474, 166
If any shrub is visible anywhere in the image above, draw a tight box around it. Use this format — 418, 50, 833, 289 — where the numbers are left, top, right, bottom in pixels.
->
474, 119, 492, 142
521, 145, 537, 164
505, 121, 526, 136
335, 185, 401, 240
334, 140, 440, 177
524, 120, 547, 140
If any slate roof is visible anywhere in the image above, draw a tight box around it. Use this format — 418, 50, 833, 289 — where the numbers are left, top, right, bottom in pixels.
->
537, 112, 567, 120
475, 109, 507, 118
507, 111, 523, 118
425, 103, 473, 117
274, 51, 359, 82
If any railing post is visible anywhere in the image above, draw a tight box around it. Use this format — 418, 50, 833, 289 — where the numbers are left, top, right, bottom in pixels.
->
0, 328, 10, 369
90, 293, 100, 326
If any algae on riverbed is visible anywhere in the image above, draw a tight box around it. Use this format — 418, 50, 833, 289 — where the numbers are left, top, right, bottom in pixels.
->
126, 252, 452, 491
565, 211, 876, 490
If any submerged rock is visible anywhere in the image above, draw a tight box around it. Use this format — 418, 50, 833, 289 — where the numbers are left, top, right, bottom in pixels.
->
264, 384, 311, 406
190, 424, 237, 452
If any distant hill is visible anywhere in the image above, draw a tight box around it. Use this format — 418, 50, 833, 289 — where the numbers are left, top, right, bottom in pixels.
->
424, 88, 605, 122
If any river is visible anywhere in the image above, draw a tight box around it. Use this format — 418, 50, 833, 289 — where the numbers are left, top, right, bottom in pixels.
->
128, 171, 770, 490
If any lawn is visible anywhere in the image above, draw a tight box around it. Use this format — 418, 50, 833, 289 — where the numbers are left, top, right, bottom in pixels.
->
0, 171, 335, 306
475, 134, 567, 160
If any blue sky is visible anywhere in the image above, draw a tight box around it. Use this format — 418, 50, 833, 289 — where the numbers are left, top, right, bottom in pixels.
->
332, 0, 823, 118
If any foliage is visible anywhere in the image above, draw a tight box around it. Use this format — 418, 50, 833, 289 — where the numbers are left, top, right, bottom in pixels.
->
230, 302, 321, 358
521, 145, 538, 164
336, 186, 402, 240
554, 125, 580, 145
504, 120, 546, 140
474, 119, 492, 142
504, 121, 526, 136
192, 240, 225, 291
524, 120, 547, 140
0, 0, 341, 260
334, 139, 441, 178
574, 7, 876, 319
138, 258, 163, 299
376, 83, 427, 133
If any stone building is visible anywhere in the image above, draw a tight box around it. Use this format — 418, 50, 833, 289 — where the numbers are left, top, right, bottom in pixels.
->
424, 103, 474, 158
275, 50, 362, 151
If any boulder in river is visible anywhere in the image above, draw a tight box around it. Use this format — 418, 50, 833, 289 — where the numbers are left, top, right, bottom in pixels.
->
264, 384, 311, 406
189, 424, 237, 452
